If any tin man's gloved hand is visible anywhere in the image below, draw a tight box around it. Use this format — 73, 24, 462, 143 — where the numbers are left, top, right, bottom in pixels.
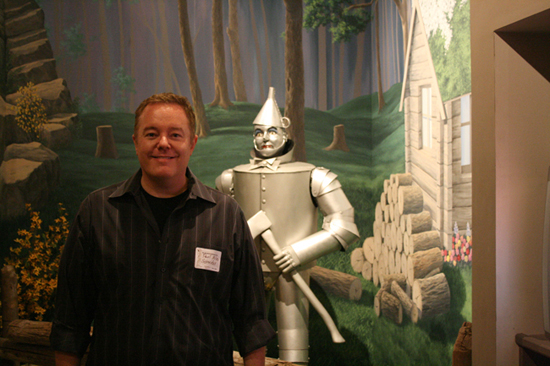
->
274, 246, 301, 273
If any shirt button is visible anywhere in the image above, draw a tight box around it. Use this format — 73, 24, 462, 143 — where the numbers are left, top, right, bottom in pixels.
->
161, 268, 166, 273
262, 199, 266, 204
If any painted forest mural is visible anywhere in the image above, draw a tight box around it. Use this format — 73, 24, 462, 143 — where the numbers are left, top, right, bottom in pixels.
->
0, 0, 471, 364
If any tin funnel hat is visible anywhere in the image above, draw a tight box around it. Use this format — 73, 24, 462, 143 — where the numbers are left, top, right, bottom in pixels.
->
252, 87, 291, 128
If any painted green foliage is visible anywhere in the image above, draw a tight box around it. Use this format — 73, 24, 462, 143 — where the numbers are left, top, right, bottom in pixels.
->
61, 23, 86, 60
429, 0, 471, 102
112, 66, 136, 112
304, 0, 372, 42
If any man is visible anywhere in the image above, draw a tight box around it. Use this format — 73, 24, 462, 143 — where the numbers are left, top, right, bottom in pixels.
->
50, 93, 275, 366
216, 87, 359, 364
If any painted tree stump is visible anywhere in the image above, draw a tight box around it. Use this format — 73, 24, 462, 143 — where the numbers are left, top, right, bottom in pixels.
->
324, 124, 350, 152
95, 125, 119, 159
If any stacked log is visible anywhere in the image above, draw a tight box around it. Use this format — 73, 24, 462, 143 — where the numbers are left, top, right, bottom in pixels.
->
350, 172, 451, 323
310, 266, 362, 301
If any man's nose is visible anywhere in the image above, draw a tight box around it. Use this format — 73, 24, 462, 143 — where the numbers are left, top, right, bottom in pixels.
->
158, 135, 170, 148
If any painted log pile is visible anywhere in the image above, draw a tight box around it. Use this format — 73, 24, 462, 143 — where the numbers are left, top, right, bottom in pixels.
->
350, 173, 451, 324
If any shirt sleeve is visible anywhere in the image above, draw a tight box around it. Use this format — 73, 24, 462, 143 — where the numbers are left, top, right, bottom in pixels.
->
229, 206, 276, 357
50, 197, 97, 357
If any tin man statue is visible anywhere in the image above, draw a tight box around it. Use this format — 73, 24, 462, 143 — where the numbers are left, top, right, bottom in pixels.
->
216, 87, 359, 364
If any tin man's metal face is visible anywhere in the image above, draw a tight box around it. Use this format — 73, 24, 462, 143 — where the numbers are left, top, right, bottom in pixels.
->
253, 125, 287, 158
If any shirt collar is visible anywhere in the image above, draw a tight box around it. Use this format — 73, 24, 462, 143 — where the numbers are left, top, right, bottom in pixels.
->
109, 168, 216, 204
248, 143, 295, 171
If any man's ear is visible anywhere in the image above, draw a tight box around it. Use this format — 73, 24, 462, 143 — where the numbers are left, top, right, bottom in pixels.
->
190, 134, 198, 152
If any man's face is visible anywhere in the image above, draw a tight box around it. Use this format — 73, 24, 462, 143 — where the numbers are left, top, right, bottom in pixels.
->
253, 125, 286, 158
133, 103, 197, 187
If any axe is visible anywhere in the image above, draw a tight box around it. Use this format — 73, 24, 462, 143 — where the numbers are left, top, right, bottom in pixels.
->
248, 210, 345, 344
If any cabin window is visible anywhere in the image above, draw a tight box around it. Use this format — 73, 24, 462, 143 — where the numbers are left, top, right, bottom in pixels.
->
461, 94, 471, 173
421, 87, 432, 149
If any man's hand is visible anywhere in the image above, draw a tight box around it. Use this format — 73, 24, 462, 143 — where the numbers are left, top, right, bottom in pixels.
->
243, 346, 266, 366
273, 246, 300, 273
55, 351, 81, 366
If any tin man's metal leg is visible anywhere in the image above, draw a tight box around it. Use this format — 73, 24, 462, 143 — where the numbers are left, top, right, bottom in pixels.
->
275, 270, 310, 364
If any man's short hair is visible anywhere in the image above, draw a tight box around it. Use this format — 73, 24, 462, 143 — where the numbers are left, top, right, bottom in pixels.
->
134, 92, 196, 135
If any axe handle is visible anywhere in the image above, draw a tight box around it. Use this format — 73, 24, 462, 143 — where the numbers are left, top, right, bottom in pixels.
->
261, 229, 345, 344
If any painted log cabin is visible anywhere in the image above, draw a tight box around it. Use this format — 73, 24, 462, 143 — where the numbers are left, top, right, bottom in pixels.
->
400, 0, 472, 249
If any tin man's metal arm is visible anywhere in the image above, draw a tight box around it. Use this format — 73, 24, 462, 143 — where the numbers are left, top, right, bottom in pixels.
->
274, 168, 360, 273
215, 169, 234, 196
248, 211, 345, 344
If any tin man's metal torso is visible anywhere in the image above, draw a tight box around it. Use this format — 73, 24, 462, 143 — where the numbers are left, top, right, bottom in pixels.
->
217, 145, 359, 364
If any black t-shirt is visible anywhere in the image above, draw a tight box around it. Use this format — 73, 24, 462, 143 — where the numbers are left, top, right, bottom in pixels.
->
142, 187, 189, 234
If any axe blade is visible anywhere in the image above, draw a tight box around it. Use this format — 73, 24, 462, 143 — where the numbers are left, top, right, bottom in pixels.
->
247, 210, 272, 239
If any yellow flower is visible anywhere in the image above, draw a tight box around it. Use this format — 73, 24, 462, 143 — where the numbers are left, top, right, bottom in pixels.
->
6, 203, 68, 321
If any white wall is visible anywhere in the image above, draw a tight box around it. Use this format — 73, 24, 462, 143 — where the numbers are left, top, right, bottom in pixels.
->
471, 1, 550, 365
495, 35, 550, 363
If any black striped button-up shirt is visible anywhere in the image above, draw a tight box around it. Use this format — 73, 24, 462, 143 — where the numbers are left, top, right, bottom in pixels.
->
50, 169, 275, 365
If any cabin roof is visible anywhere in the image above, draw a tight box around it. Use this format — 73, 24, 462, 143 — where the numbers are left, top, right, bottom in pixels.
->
399, 0, 447, 121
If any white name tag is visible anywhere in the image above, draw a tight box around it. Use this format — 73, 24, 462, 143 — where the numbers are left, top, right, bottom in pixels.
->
195, 248, 221, 272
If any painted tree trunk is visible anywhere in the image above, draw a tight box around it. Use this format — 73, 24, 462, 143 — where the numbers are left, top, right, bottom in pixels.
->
97, 0, 112, 111
393, 0, 409, 57
317, 26, 327, 111
353, 32, 365, 98
227, 0, 247, 102
210, 0, 233, 109
375, 0, 386, 111
249, 0, 264, 99
338, 42, 344, 106
118, 0, 124, 67
283, 0, 306, 162
178, 0, 210, 136
260, 0, 272, 88
158, 0, 181, 95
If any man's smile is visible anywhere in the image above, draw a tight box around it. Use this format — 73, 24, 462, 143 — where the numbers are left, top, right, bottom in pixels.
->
151, 155, 177, 159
